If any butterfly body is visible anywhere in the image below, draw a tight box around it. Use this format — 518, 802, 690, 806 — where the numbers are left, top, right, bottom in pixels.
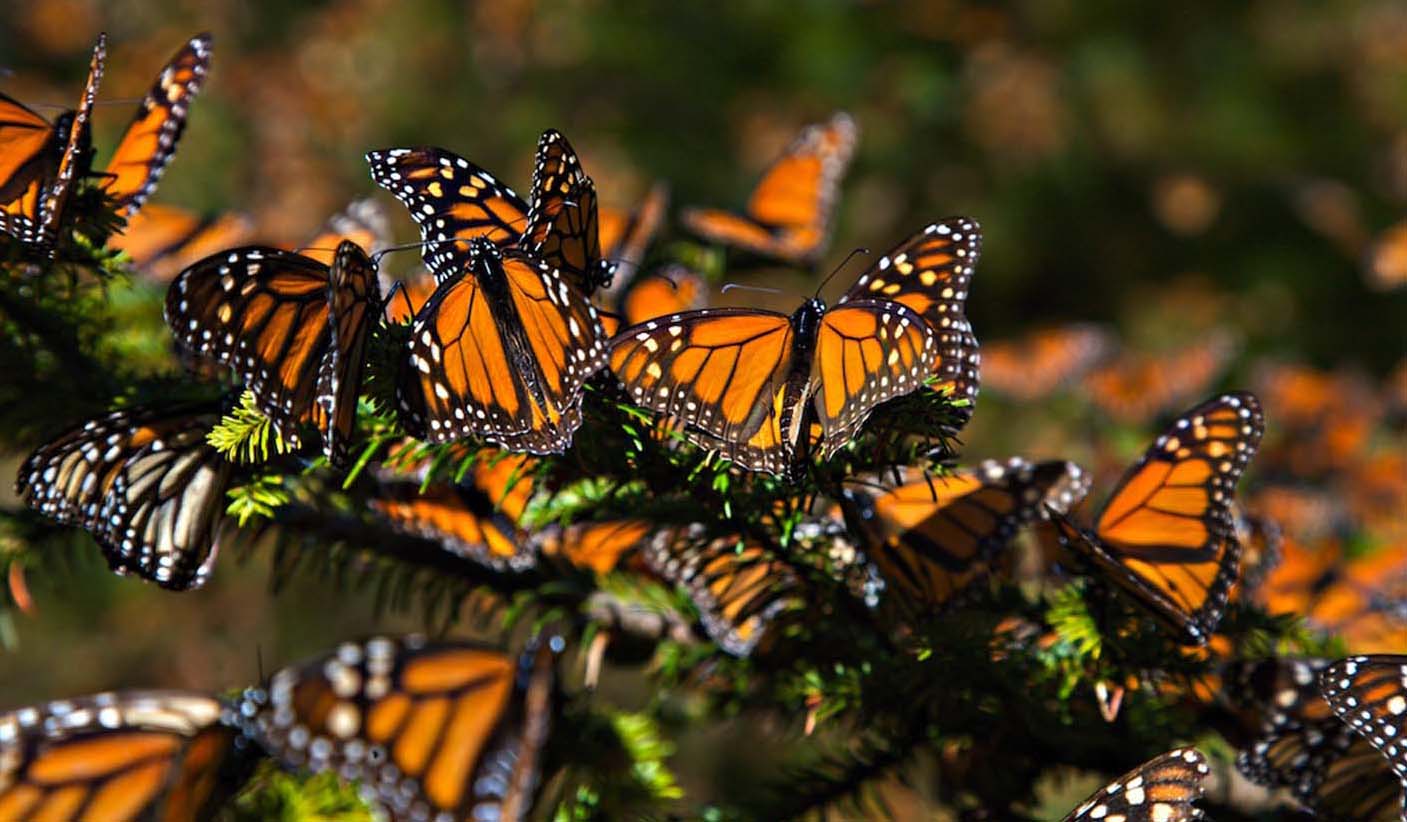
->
398, 238, 609, 452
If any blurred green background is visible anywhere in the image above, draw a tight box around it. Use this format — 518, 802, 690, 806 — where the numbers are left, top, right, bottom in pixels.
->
1, 0, 1405, 813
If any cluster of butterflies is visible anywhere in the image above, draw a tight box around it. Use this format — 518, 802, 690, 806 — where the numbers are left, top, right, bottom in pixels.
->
6, 31, 1407, 821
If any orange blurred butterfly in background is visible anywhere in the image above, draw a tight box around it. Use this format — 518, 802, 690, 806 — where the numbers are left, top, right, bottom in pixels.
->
165, 241, 380, 466
598, 263, 708, 337
597, 180, 669, 286
0, 34, 104, 255
981, 324, 1112, 402
840, 459, 1088, 613
235, 634, 559, 822
395, 238, 609, 452
0, 690, 251, 822
15, 403, 231, 590
110, 203, 255, 283
368, 129, 609, 294
681, 111, 857, 266
291, 197, 392, 265
532, 518, 654, 576
1050, 392, 1264, 645
1082, 333, 1237, 425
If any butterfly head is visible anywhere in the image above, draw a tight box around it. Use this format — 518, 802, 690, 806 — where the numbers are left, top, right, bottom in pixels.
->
792, 297, 826, 333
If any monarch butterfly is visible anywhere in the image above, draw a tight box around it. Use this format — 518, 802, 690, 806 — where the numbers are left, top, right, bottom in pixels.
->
980, 324, 1111, 402
839, 459, 1088, 612
15, 403, 231, 590
533, 518, 654, 575
1050, 392, 1265, 645
235, 634, 558, 822
597, 180, 668, 288
598, 264, 708, 337
681, 112, 857, 266
0, 690, 252, 822
1320, 655, 1407, 819
1253, 362, 1380, 478
165, 241, 380, 466
643, 527, 802, 656
0, 34, 103, 255
294, 197, 393, 266
1062, 748, 1209, 822
367, 129, 609, 294
1083, 335, 1237, 425
1260, 537, 1407, 654
370, 451, 538, 571
110, 203, 255, 283
609, 220, 979, 475
1366, 218, 1407, 292
397, 238, 609, 452
99, 33, 212, 216
1229, 657, 1401, 820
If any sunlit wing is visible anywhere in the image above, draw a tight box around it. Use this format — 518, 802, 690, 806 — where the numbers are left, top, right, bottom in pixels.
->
0, 94, 60, 235
314, 241, 381, 466
235, 635, 558, 822
1061, 748, 1209, 822
533, 518, 653, 575
520, 130, 606, 294
101, 33, 211, 216
839, 218, 982, 409
0, 690, 249, 822
600, 264, 706, 337
15, 404, 230, 590
296, 197, 392, 265
681, 111, 856, 265
399, 240, 608, 452
981, 324, 1112, 401
1054, 392, 1264, 645
367, 146, 529, 280
111, 203, 255, 283
597, 180, 668, 288
841, 460, 1088, 611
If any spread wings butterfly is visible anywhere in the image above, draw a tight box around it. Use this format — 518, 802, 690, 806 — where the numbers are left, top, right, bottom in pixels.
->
681, 111, 856, 266
1050, 392, 1265, 645
234, 634, 558, 822
0, 690, 250, 822
609, 220, 980, 475
367, 129, 609, 294
1062, 748, 1210, 822
15, 403, 232, 590
165, 241, 380, 466
840, 459, 1088, 613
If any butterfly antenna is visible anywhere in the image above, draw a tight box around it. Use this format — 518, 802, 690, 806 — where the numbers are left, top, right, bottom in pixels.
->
382, 278, 413, 319
813, 246, 870, 299
720, 282, 783, 296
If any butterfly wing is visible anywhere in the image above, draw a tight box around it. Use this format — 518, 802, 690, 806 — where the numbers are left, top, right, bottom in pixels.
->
166, 246, 333, 445
102, 33, 211, 216
982, 324, 1112, 401
112, 203, 256, 282
16, 404, 230, 589
1058, 392, 1265, 645
644, 529, 802, 656
598, 180, 668, 288
1061, 748, 1209, 822
521, 130, 606, 293
532, 519, 652, 575
0, 94, 60, 237
1084, 334, 1237, 424
810, 299, 936, 453
839, 219, 982, 410
366, 146, 529, 280
1320, 654, 1407, 817
297, 197, 392, 265
841, 460, 1088, 611
682, 112, 857, 265
314, 241, 380, 466
0, 690, 247, 822
613, 264, 707, 334
608, 308, 801, 474
235, 635, 557, 822
400, 242, 608, 452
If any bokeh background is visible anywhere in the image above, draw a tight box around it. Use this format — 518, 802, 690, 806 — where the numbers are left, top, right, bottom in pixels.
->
1, 1, 1405, 815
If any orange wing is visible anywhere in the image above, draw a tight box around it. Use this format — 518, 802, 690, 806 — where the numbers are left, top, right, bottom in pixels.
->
398, 240, 608, 452
314, 241, 381, 466
600, 264, 707, 337
644, 529, 803, 656
810, 300, 936, 454
384, 267, 439, 324
609, 307, 799, 474
520, 130, 607, 294
367, 146, 529, 280
839, 219, 983, 410
981, 324, 1112, 401
1320, 654, 1407, 802
597, 180, 668, 287
0, 95, 61, 233
534, 519, 653, 574
296, 198, 392, 265
1365, 218, 1407, 291
16, 404, 230, 590
166, 246, 332, 446
681, 112, 856, 265
235, 635, 557, 822
1083, 334, 1237, 424
0, 690, 249, 822
111, 203, 255, 283
102, 33, 211, 216
1062, 748, 1209, 822
841, 460, 1088, 611
1054, 392, 1265, 645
